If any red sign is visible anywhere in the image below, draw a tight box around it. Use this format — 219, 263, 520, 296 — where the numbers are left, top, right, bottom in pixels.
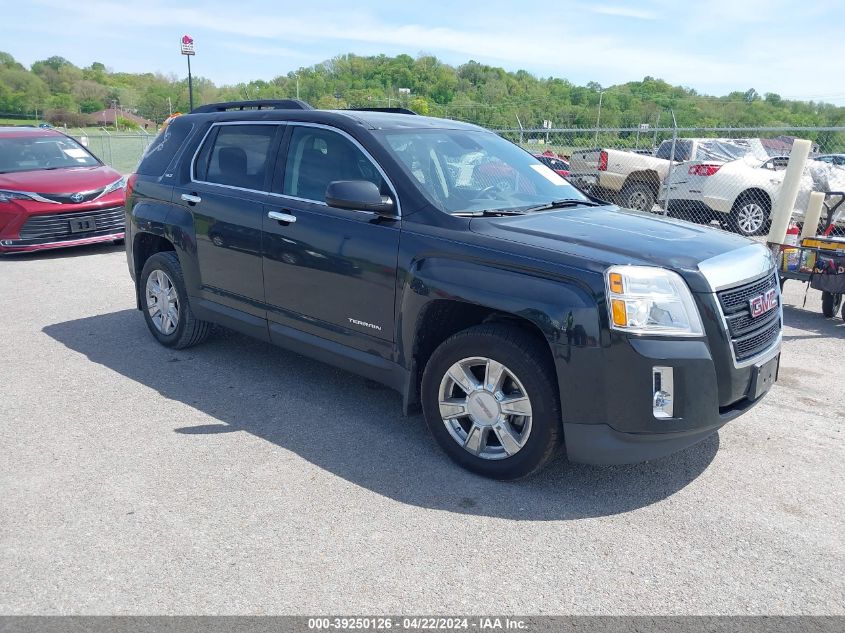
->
180, 35, 195, 56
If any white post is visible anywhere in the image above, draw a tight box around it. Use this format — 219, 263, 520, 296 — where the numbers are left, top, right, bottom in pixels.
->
767, 139, 811, 244
801, 191, 826, 239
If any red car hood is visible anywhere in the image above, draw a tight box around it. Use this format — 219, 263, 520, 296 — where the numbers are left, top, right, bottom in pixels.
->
0, 165, 122, 194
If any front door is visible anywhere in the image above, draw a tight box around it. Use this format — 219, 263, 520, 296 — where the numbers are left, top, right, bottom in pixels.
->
262, 124, 401, 353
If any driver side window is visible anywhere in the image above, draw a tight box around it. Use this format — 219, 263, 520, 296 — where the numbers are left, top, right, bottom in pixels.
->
283, 127, 383, 202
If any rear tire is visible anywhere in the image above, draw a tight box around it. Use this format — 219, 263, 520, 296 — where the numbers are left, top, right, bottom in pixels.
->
421, 324, 562, 480
620, 182, 656, 212
729, 192, 770, 236
139, 252, 212, 349
821, 291, 842, 318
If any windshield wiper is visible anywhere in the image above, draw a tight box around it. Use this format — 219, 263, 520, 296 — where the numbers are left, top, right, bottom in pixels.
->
452, 209, 527, 217
521, 199, 601, 213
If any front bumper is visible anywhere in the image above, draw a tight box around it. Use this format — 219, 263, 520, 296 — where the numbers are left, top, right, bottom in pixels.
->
0, 231, 124, 254
556, 335, 779, 466
564, 394, 761, 465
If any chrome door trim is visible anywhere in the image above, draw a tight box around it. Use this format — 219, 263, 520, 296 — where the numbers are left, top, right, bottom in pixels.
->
188, 120, 401, 217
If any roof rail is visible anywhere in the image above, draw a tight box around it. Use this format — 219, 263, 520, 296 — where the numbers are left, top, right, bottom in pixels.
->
191, 99, 314, 114
344, 107, 417, 115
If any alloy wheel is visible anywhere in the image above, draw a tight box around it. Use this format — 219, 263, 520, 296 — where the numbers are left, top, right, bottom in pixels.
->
437, 356, 533, 460
628, 190, 650, 211
736, 202, 766, 234
145, 269, 180, 335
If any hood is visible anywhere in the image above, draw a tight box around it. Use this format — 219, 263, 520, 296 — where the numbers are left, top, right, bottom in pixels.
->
469, 205, 762, 293
0, 165, 122, 194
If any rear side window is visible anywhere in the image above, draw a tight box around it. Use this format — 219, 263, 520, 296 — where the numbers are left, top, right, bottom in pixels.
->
655, 140, 692, 162
195, 124, 277, 191
137, 119, 193, 177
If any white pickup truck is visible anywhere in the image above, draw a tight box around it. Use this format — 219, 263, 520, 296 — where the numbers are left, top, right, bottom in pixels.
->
568, 139, 757, 212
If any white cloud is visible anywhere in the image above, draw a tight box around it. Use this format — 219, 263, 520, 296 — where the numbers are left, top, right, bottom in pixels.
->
23, 0, 844, 104
589, 5, 659, 20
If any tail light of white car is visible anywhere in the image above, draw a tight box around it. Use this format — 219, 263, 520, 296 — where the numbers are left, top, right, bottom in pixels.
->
688, 164, 722, 176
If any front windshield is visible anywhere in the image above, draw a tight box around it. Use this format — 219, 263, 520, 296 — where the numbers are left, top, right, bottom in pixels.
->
0, 134, 100, 174
378, 129, 587, 214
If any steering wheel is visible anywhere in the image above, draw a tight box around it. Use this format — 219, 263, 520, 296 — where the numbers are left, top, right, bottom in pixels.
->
477, 181, 513, 200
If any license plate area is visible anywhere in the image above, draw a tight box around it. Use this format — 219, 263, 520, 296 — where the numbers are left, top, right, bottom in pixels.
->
750, 354, 780, 400
69, 216, 96, 233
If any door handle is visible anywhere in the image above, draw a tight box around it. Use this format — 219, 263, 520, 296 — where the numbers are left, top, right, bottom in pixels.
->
268, 211, 297, 224
181, 193, 202, 204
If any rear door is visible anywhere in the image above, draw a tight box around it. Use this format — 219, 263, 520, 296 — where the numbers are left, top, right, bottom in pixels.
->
173, 122, 283, 317
261, 123, 401, 353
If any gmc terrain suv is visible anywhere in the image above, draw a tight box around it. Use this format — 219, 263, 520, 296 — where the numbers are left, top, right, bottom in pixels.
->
125, 100, 782, 479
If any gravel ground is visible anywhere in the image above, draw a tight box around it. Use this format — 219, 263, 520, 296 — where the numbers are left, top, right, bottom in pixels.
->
0, 243, 843, 615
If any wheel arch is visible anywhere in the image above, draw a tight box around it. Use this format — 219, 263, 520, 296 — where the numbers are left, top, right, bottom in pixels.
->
397, 257, 602, 414
623, 170, 661, 197
133, 232, 176, 309
733, 187, 772, 212
129, 201, 199, 309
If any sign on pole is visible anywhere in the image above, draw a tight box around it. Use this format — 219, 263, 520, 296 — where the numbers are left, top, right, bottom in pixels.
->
180, 35, 195, 56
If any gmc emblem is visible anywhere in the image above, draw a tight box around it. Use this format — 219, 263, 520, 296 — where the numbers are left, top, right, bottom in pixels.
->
749, 288, 778, 318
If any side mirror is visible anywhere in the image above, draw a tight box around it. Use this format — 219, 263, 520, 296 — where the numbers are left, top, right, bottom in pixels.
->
325, 180, 396, 216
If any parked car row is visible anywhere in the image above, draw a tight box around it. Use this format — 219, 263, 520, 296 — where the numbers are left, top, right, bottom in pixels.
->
568, 138, 845, 236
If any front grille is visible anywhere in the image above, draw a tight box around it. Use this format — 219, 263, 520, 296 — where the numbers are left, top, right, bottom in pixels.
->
733, 318, 781, 361
19, 207, 124, 240
717, 272, 781, 362
36, 188, 106, 204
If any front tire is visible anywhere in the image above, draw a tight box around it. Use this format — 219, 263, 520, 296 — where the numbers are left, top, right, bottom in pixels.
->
421, 324, 562, 480
140, 251, 211, 349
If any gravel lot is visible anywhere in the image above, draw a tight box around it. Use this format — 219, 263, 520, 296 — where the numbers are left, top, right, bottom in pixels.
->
0, 243, 843, 615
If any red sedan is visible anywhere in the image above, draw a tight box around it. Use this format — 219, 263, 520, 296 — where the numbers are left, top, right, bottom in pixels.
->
534, 152, 570, 178
0, 127, 126, 254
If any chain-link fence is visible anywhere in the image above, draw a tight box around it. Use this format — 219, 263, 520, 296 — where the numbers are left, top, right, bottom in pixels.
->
494, 126, 845, 238
65, 130, 156, 175
63, 124, 845, 239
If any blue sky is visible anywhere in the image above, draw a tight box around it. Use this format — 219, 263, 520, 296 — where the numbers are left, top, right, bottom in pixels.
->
3, 0, 843, 104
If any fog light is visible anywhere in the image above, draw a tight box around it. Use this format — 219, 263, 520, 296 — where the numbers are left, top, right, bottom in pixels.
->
653, 366, 674, 419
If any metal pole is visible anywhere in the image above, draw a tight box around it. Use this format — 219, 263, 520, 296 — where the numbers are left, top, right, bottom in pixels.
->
296, 75, 300, 100
653, 112, 660, 147
662, 110, 678, 216
187, 55, 194, 111
594, 91, 604, 145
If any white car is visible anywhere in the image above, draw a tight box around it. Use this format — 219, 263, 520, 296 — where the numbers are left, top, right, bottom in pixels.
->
659, 155, 803, 236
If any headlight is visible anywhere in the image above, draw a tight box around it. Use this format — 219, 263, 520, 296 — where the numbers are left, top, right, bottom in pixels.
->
0, 190, 35, 203
605, 265, 703, 336
102, 176, 127, 195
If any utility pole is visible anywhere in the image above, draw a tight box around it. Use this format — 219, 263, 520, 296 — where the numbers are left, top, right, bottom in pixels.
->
594, 90, 604, 145
180, 35, 196, 111
187, 55, 194, 111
